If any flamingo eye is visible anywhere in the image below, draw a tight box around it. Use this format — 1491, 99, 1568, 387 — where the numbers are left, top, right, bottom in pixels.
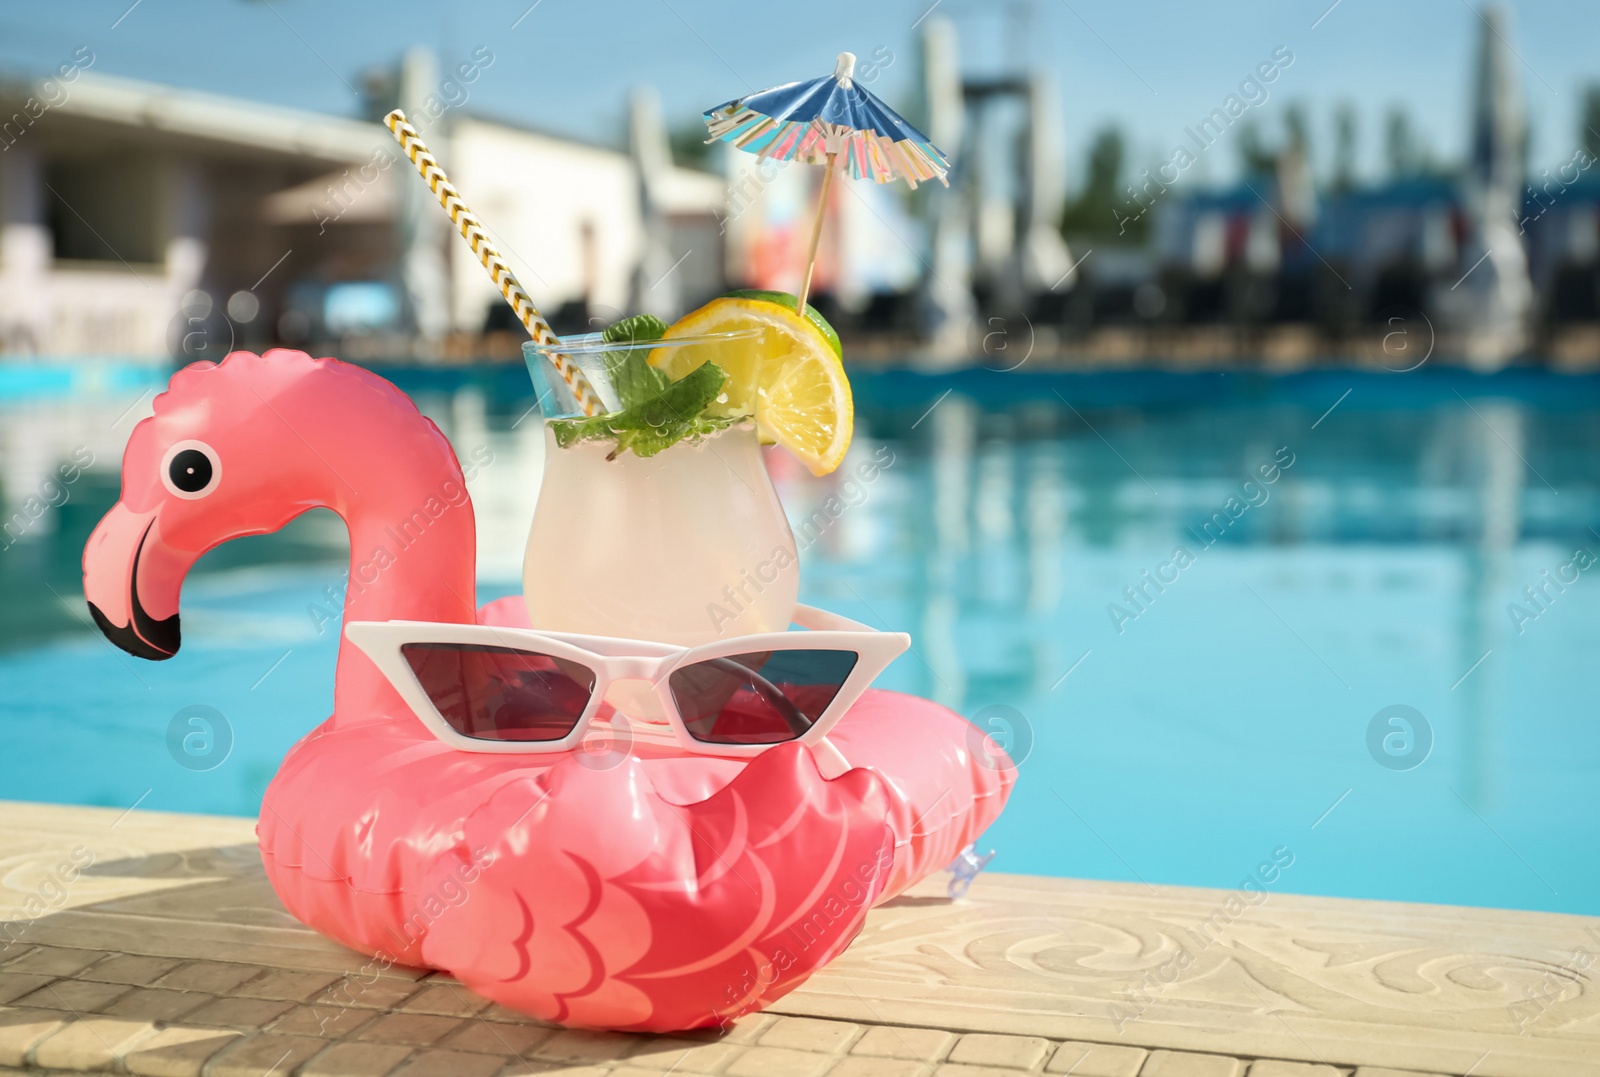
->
161, 441, 221, 499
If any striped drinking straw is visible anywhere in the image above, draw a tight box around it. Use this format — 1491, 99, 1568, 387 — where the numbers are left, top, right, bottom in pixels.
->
383, 109, 604, 417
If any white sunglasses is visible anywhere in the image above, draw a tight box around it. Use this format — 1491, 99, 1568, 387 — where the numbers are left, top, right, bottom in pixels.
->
344, 605, 909, 770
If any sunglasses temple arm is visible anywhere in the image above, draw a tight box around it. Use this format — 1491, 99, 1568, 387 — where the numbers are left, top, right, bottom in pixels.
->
792, 604, 876, 632
702, 657, 811, 737
809, 736, 851, 780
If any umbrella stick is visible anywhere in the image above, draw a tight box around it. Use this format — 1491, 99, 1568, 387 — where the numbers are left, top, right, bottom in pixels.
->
796, 152, 837, 312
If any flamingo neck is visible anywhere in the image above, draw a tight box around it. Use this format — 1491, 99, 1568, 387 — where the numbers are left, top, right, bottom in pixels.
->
338, 475, 479, 626
309, 408, 480, 730
325, 466, 480, 730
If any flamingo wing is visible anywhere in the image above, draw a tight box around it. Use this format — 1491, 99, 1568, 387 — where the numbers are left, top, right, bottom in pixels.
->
475, 595, 1017, 901
418, 741, 892, 1032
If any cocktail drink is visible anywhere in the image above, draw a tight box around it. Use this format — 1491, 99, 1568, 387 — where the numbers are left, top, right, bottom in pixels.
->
523, 298, 851, 649
380, 110, 865, 653
379, 109, 885, 753
525, 331, 797, 645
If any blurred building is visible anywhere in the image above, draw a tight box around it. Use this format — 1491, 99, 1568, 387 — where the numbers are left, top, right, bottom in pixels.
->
0, 72, 376, 358
0, 63, 725, 362
6, 9, 1600, 369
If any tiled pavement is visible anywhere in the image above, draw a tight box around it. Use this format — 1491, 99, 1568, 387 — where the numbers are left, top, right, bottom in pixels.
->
0, 948, 1463, 1077
2, 802, 1596, 1077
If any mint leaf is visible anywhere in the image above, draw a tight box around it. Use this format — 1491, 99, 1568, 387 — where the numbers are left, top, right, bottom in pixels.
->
549, 413, 615, 449
600, 313, 669, 346
545, 361, 737, 460
611, 356, 671, 411
632, 360, 725, 428
548, 410, 744, 455
599, 314, 670, 409
608, 361, 727, 458
614, 412, 739, 454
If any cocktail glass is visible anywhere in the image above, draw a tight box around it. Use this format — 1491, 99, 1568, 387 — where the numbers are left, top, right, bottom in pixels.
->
522, 332, 799, 647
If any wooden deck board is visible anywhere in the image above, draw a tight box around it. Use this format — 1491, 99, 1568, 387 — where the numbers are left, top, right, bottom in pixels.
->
1, 800, 1595, 1077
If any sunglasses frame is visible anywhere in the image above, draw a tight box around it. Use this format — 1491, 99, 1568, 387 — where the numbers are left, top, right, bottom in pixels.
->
344, 605, 910, 762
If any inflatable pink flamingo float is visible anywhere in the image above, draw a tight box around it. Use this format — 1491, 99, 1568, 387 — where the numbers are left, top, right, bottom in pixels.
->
82, 349, 1013, 1031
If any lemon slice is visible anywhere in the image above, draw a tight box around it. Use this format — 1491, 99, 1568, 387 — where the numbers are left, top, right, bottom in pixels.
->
650, 295, 853, 476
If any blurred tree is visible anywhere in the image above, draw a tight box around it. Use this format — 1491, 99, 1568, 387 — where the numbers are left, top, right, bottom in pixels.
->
1582, 86, 1600, 161
1332, 103, 1357, 192
1061, 126, 1145, 241
1285, 103, 1311, 160
1386, 106, 1420, 177
669, 122, 716, 171
1236, 119, 1277, 176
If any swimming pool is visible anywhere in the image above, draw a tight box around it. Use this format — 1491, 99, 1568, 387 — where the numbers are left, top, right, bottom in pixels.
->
3, 364, 1597, 916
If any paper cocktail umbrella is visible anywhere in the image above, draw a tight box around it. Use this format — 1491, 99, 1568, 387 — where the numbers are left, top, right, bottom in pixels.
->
384, 110, 603, 416
705, 52, 950, 311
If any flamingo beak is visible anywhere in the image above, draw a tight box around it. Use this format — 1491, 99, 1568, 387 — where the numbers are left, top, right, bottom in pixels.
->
82, 502, 187, 660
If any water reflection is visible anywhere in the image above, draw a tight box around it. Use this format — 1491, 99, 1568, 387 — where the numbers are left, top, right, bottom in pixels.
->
924, 398, 972, 707
2, 366, 1598, 914
1457, 402, 1523, 811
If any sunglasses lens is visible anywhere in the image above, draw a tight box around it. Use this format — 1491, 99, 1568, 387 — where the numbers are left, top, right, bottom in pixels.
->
401, 644, 596, 742
668, 649, 859, 745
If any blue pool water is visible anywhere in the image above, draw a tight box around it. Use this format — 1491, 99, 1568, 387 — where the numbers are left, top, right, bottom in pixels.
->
3, 364, 1598, 916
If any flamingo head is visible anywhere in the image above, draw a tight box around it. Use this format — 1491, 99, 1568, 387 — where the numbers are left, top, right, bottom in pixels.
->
83, 349, 414, 660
